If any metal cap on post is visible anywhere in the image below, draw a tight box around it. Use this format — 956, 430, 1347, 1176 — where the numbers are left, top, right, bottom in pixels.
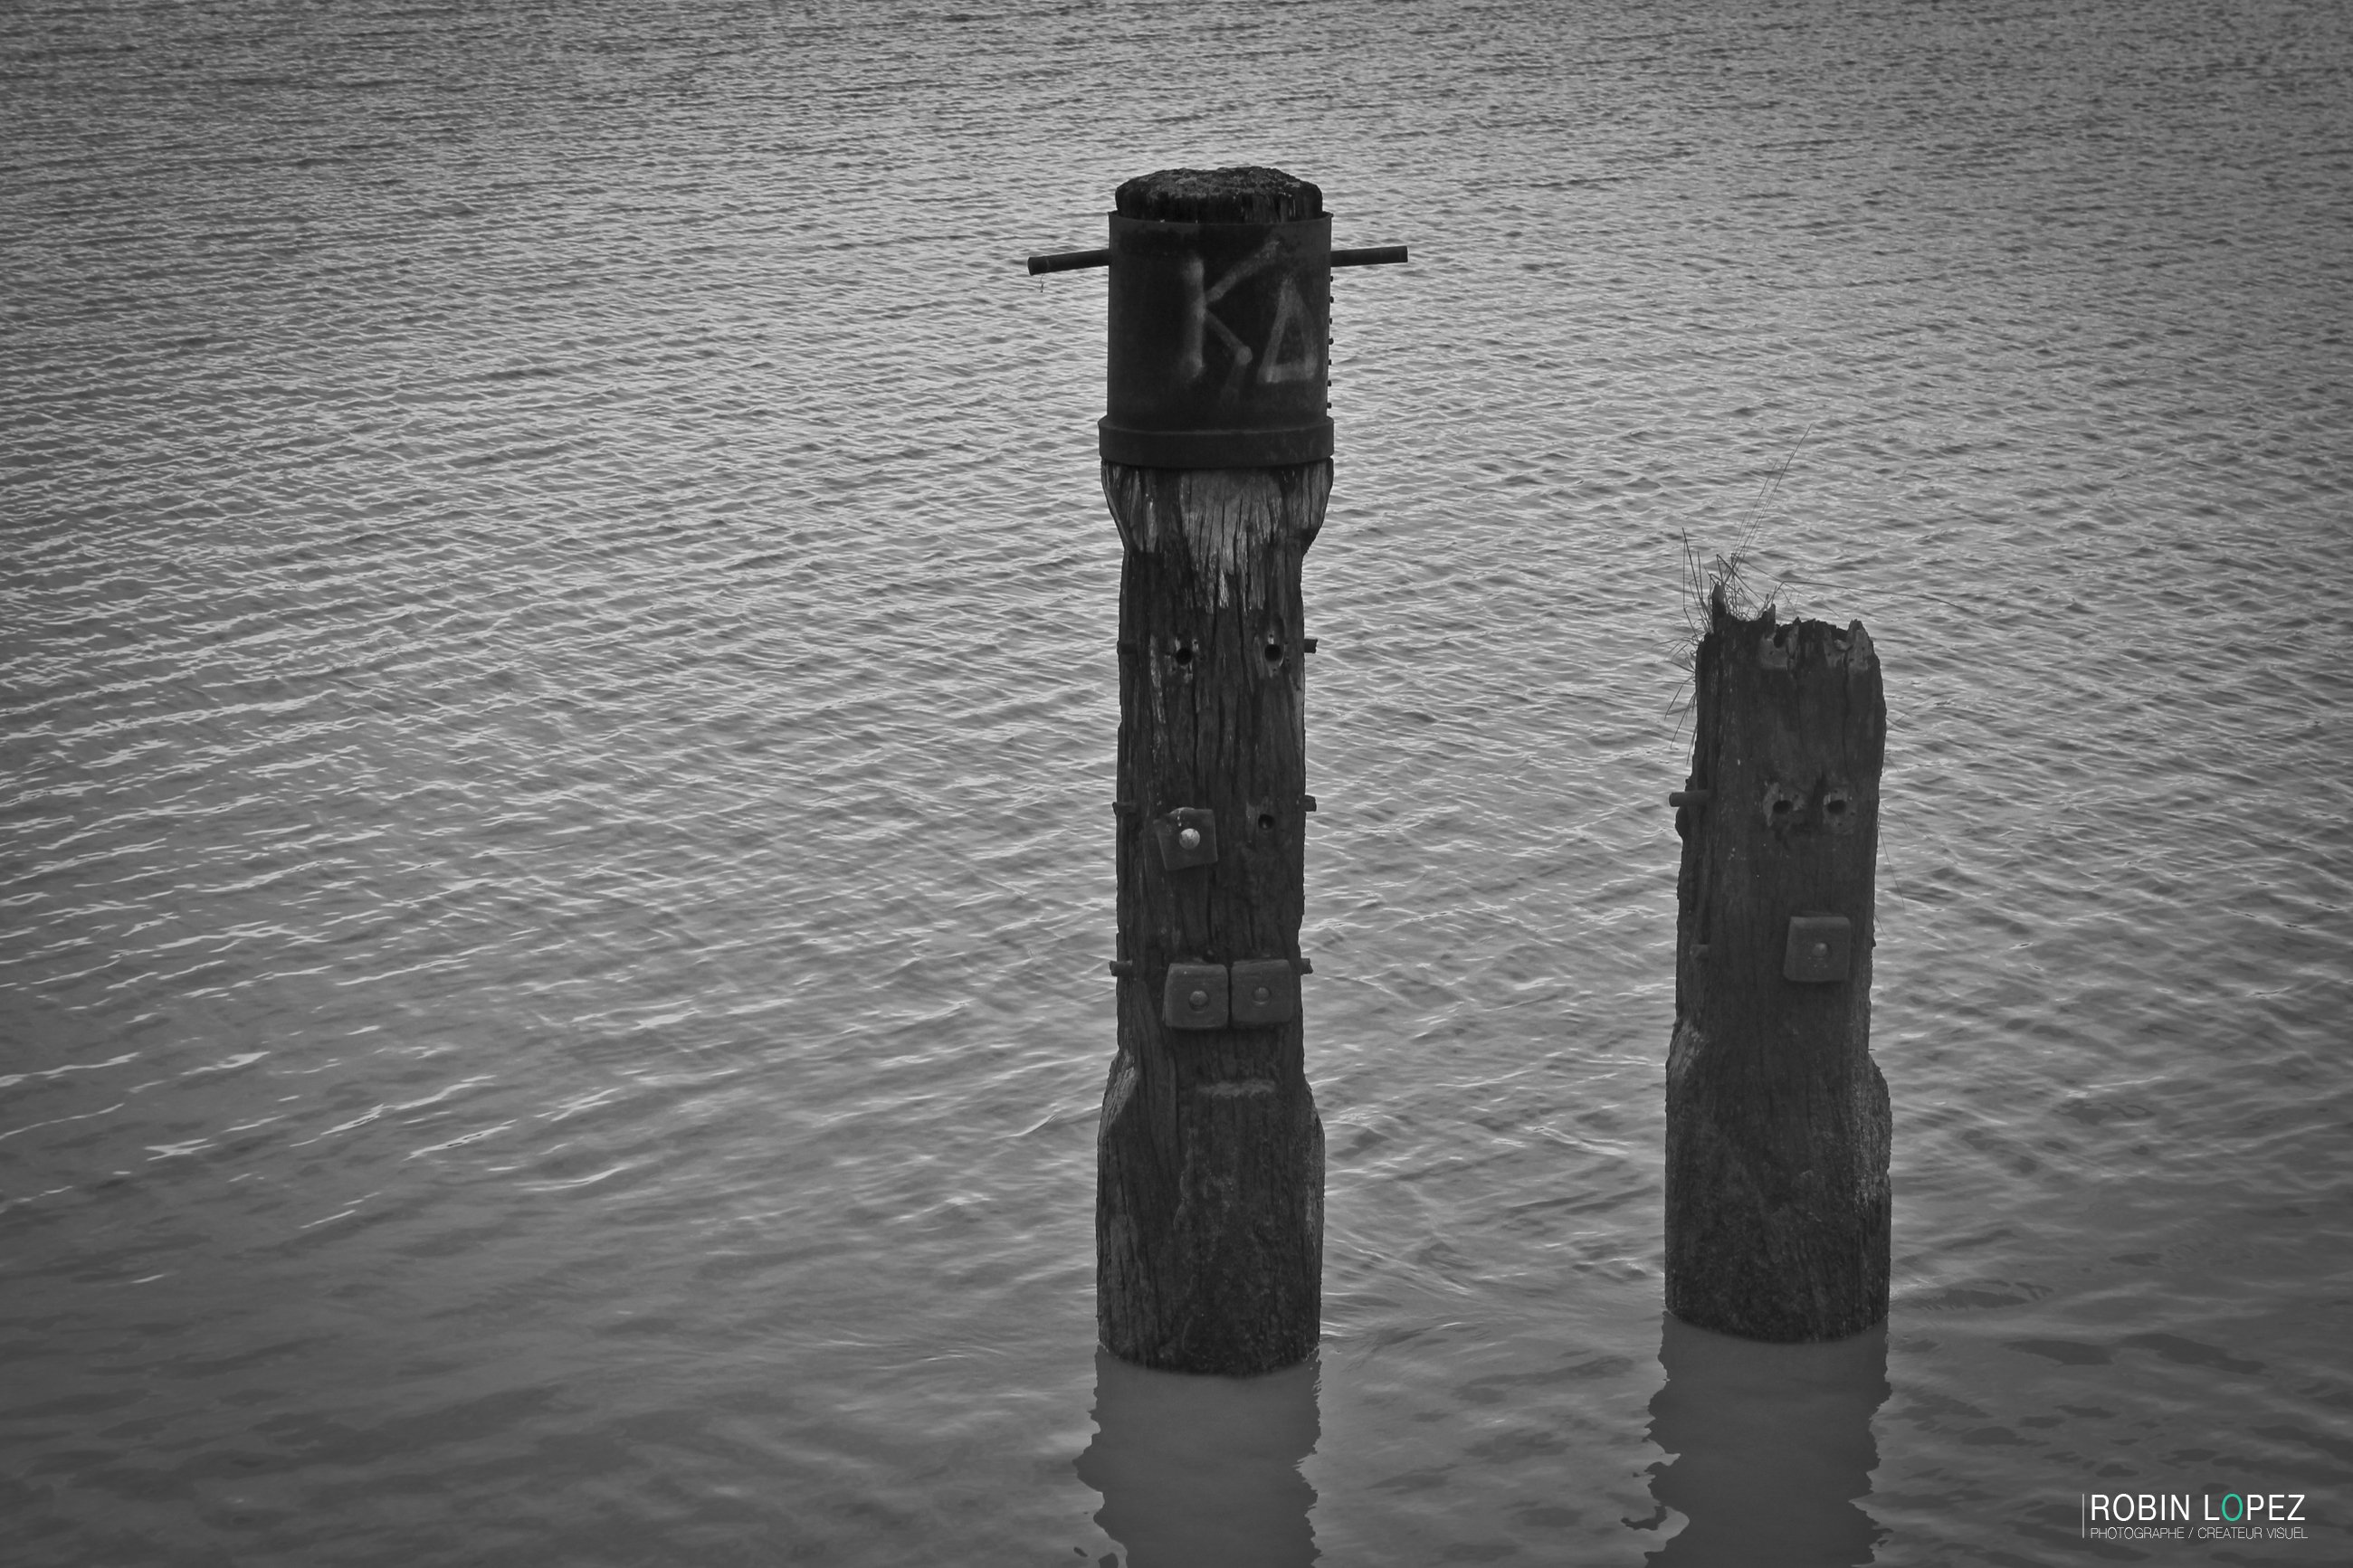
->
1025, 166, 1406, 473
1100, 211, 1333, 469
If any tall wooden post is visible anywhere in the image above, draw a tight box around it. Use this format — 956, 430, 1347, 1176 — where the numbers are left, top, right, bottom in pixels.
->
1027, 165, 1403, 1372
1665, 590, 1891, 1342
1096, 167, 1330, 1373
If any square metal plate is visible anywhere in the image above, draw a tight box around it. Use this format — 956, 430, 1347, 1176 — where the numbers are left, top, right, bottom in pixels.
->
1228, 959, 1299, 1027
1154, 807, 1219, 870
1784, 914, 1853, 983
1163, 963, 1229, 1029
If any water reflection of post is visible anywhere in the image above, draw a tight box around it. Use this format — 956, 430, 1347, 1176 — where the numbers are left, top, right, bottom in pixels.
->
1641, 1315, 1890, 1566
1075, 1347, 1319, 1568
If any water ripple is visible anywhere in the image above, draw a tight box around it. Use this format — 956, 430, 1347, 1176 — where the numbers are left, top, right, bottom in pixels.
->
5, 0, 2351, 1563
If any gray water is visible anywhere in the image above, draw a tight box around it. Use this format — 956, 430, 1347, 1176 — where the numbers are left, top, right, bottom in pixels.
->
4, 1, 2350, 1563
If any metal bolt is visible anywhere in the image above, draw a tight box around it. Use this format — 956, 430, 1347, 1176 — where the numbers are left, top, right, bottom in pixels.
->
1253, 985, 1272, 1004
1813, 943, 1829, 960
1188, 989, 1209, 1010
1178, 826, 1201, 850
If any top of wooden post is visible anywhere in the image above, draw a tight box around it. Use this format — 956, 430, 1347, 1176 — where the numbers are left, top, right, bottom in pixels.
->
1114, 166, 1323, 223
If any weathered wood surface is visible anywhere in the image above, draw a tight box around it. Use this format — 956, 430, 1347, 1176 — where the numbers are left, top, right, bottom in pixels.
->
1097, 461, 1327, 1373
1113, 164, 1321, 223
1666, 592, 1891, 1342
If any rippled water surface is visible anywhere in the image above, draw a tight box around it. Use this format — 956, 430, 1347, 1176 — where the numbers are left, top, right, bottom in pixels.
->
5, 1, 2350, 1563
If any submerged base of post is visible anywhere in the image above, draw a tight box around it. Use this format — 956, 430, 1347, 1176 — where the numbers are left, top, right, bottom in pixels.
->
1664, 594, 1891, 1343
1664, 1017, 1891, 1342
1096, 1043, 1325, 1374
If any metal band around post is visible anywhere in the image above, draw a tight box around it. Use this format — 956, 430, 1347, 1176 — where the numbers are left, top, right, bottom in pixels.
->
1100, 214, 1333, 470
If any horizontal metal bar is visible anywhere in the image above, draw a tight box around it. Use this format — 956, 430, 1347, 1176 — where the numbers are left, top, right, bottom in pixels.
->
1026, 247, 1110, 275
1033, 244, 1405, 273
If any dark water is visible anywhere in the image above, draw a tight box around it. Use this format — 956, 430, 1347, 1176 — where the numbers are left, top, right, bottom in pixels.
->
4, 0, 2349, 1563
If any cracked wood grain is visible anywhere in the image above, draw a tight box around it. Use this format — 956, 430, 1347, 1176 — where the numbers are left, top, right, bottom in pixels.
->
1097, 460, 1327, 1373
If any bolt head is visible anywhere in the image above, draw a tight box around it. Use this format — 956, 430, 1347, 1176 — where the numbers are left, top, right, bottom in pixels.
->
1813, 942, 1829, 959
1253, 985, 1272, 1003
1188, 989, 1208, 1010
1178, 826, 1201, 850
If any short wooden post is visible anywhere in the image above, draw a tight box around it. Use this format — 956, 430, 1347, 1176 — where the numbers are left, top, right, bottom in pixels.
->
1665, 589, 1891, 1341
1095, 167, 1329, 1374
